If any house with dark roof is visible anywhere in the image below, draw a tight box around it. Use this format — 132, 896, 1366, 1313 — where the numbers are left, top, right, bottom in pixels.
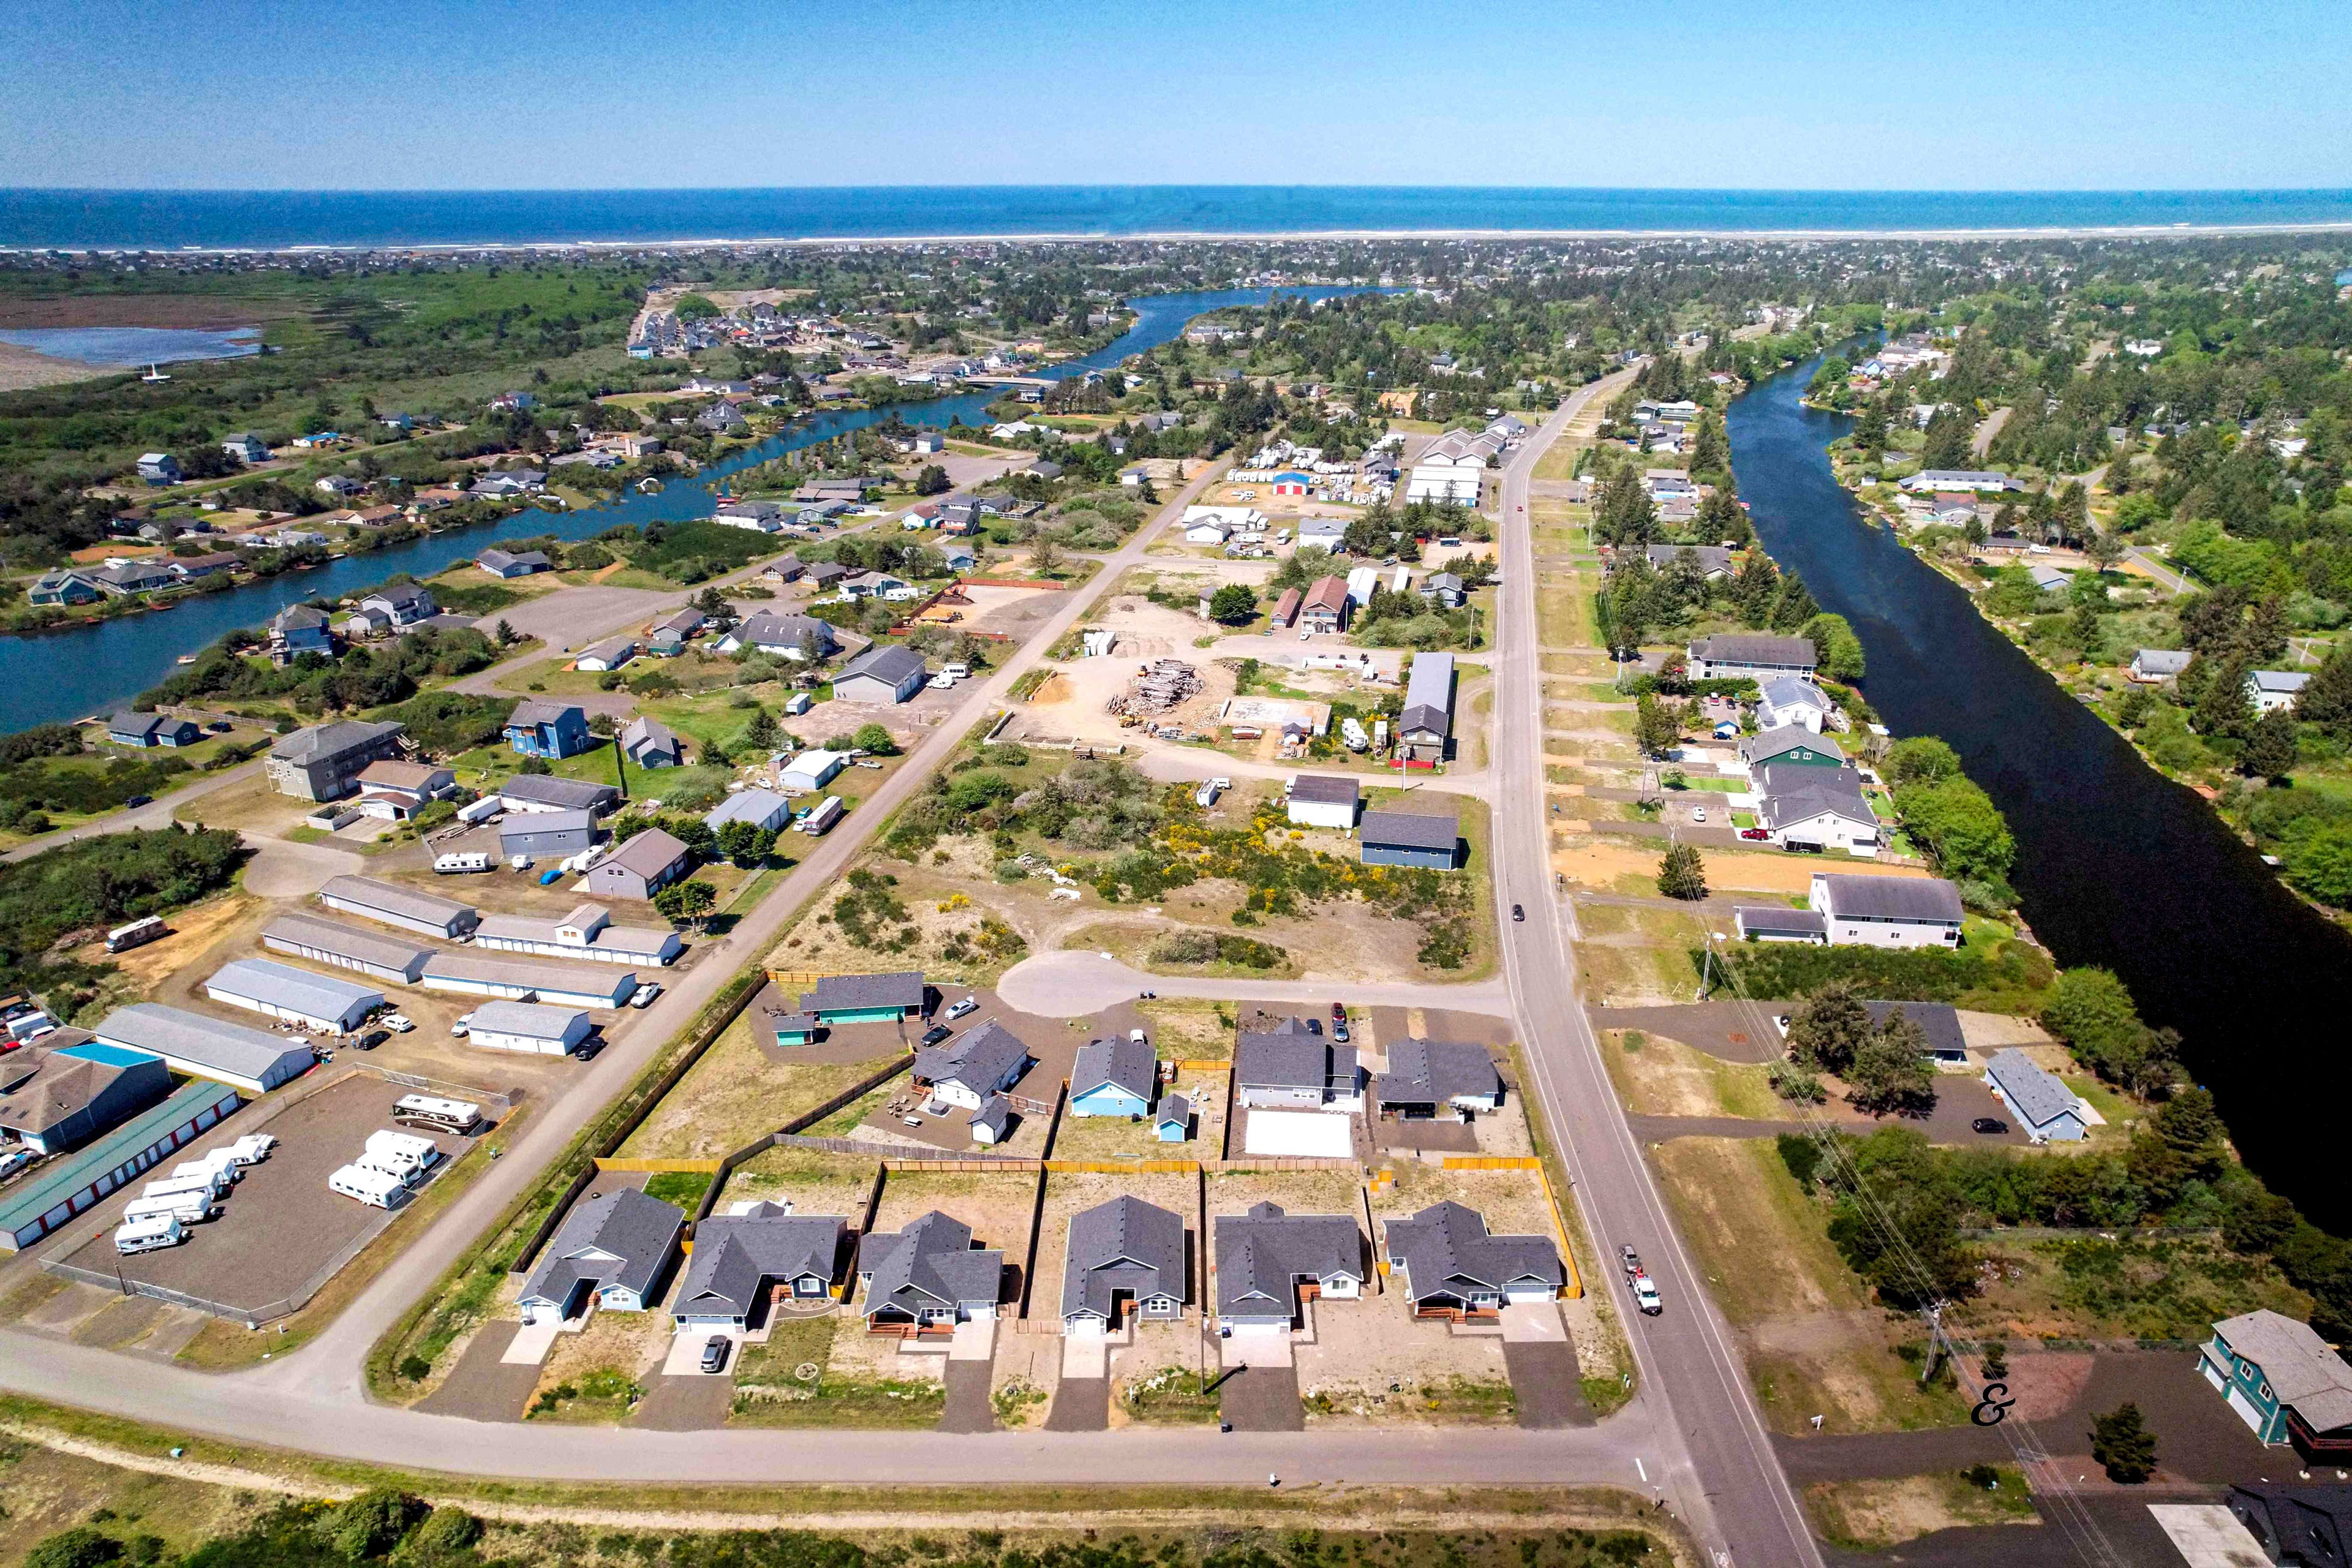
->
1061, 1196, 1187, 1332
267, 603, 334, 661
1069, 1036, 1158, 1118
106, 710, 202, 748
498, 774, 620, 815
2228, 1483, 2352, 1564
856, 1210, 1003, 1332
1740, 726, 1846, 771
584, 828, 693, 901
476, 548, 551, 578
1286, 774, 1360, 831
1983, 1048, 2087, 1142
1372, 1040, 1502, 1122
2204, 1311, 2352, 1456
1755, 764, 1880, 854
1397, 651, 1455, 761
1383, 1201, 1564, 1316
620, 715, 684, 769
1234, 1020, 1361, 1110
1687, 633, 1819, 681
265, 720, 408, 801
498, 807, 597, 861
800, 971, 926, 1023
1809, 872, 1962, 948
1733, 906, 1829, 944
1359, 809, 1460, 870
1214, 1202, 1363, 1332
0, 1037, 172, 1156
518, 1187, 686, 1325
503, 699, 592, 760
1861, 1000, 1970, 1065
1642, 543, 1735, 580
725, 610, 840, 661
831, 644, 928, 705
911, 1019, 1031, 1111
669, 1204, 846, 1329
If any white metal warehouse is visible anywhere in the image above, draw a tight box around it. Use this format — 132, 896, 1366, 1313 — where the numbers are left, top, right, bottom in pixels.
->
317, 875, 479, 939
93, 1003, 316, 1094
464, 1001, 593, 1055
470, 903, 681, 967
203, 958, 383, 1035
262, 913, 434, 984
420, 952, 636, 1009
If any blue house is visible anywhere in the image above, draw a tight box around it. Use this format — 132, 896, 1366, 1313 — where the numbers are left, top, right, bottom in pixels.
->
1069, 1036, 1158, 1118
1154, 1094, 1193, 1142
107, 710, 202, 748
503, 699, 592, 760
2203, 1310, 2352, 1456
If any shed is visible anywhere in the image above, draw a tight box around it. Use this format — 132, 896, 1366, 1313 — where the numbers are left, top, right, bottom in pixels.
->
1154, 1094, 1193, 1142
832, 644, 928, 706
1733, 907, 1828, 944
585, 829, 693, 901
1286, 774, 1360, 831
705, 788, 794, 835
464, 1000, 594, 1056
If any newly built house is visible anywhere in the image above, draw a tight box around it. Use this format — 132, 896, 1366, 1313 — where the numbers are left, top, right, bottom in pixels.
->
1060, 1195, 1187, 1333
518, 1187, 686, 1325
856, 1210, 1004, 1332
1214, 1202, 1363, 1333
1382, 1201, 1564, 1315
669, 1205, 846, 1330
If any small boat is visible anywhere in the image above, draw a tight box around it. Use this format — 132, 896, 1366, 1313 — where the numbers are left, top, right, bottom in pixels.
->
175, 654, 197, 665
141, 363, 170, 383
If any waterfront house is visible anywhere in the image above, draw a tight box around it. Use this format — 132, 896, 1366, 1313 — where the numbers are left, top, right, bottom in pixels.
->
1755, 677, 1834, 734
1754, 764, 1879, 853
477, 548, 551, 578
1687, 633, 1818, 682
28, 570, 100, 606
2248, 670, 2311, 715
106, 710, 201, 748
1901, 470, 2022, 493
359, 584, 435, 627
1740, 726, 1845, 771
1808, 872, 1961, 946
2130, 649, 2193, 684
1982, 1048, 2087, 1142
2202, 1310, 2352, 1456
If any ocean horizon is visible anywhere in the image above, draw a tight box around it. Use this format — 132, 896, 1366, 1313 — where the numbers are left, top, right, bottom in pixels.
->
7, 186, 2352, 249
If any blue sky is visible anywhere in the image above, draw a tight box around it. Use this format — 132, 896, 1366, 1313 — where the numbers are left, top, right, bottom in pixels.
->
7, 0, 2348, 190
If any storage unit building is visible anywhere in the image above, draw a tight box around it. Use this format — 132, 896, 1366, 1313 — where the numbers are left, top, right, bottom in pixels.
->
420, 953, 636, 1009
0, 1079, 243, 1252
498, 809, 598, 861
471, 904, 681, 967
93, 1004, 316, 1094
317, 875, 479, 940
261, 913, 434, 984
203, 957, 383, 1035
463, 1001, 594, 1056
0, 1036, 172, 1156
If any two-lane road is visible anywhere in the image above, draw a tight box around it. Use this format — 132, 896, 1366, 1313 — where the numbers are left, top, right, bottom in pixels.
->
1492, 379, 1824, 1567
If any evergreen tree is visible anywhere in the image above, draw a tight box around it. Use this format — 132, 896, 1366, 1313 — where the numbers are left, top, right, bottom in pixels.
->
1733, 553, 1779, 628
743, 707, 780, 753
1770, 573, 1819, 631
2193, 658, 2253, 742
1921, 407, 1974, 469
1689, 409, 1730, 477
1656, 842, 1708, 900
2090, 1403, 2158, 1483
2243, 709, 2299, 780
2298, 645, 2352, 741
1847, 1008, 1937, 1116
1787, 983, 1874, 1076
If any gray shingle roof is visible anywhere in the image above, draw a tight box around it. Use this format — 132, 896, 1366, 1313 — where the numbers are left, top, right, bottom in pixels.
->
1756, 764, 1877, 833
1382, 1201, 1562, 1303
1157, 1093, 1192, 1129
1373, 1039, 1501, 1109
837, 643, 927, 686
801, 971, 926, 1013
673, 1207, 844, 1318
522, 1187, 685, 1312
1291, 774, 1359, 806
1860, 1001, 1967, 1061
1360, 809, 1458, 853
1060, 1196, 1186, 1321
270, 718, 404, 764
1689, 633, 1818, 668
1814, 873, 1964, 923
736, 611, 839, 652
1215, 1202, 1362, 1321
1072, 1036, 1156, 1102
505, 699, 585, 729
602, 827, 690, 880
2217, 1311, 2352, 1434
499, 775, 619, 812
1734, 906, 1828, 938
1235, 1028, 1357, 1096
1985, 1048, 2081, 1131
857, 1210, 1003, 1317
912, 1019, 1030, 1097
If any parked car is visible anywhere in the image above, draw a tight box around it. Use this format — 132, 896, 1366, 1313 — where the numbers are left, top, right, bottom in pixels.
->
206, 720, 232, 733
1740, 827, 1770, 840
383, 1014, 413, 1032
630, 982, 662, 1009
1971, 1117, 2008, 1136
701, 1335, 731, 1373
1632, 1275, 1662, 1315
1332, 1019, 1349, 1042
450, 1013, 475, 1037
0, 1148, 34, 1180
1692, 807, 1706, 823
1129, 1027, 1148, 1046
946, 997, 978, 1020
356, 1030, 388, 1050
125, 794, 153, 808
921, 1024, 952, 1046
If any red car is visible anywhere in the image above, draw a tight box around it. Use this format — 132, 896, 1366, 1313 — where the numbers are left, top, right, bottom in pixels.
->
1740, 827, 1770, 840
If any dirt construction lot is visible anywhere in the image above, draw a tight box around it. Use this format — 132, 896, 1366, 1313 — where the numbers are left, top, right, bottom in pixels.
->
56, 1072, 484, 1314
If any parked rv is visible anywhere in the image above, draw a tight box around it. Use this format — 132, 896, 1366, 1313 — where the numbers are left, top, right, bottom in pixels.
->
798, 796, 845, 836
105, 916, 168, 954
434, 851, 492, 875
328, 1163, 409, 1208
392, 1095, 481, 1136
114, 1213, 188, 1254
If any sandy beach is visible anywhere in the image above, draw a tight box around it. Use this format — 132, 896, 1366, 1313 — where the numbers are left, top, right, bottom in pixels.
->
0, 340, 115, 391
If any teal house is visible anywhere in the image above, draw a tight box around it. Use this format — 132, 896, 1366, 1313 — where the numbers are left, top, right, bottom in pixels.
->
1738, 728, 1847, 770
2203, 1310, 2352, 1457
774, 1014, 821, 1048
1154, 1095, 1193, 1142
799, 971, 927, 1025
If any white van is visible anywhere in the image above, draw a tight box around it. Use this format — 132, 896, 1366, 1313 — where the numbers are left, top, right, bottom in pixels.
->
328, 1163, 408, 1208
122, 1189, 214, 1226
114, 1213, 187, 1254
434, 851, 491, 874
227, 1133, 277, 1166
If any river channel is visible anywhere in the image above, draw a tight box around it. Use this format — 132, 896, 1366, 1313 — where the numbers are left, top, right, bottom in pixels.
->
1, 286, 1375, 733
1728, 351, 2352, 1229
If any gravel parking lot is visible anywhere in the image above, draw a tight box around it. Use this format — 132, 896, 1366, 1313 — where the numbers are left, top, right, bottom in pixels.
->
55, 1072, 479, 1315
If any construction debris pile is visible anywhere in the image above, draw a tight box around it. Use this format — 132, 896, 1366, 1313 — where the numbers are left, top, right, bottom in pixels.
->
1107, 658, 1203, 723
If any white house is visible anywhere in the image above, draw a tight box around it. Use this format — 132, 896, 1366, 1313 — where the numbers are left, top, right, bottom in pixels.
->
1755, 677, 1834, 734
2130, 649, 2193, 684
1809, 873, 1965, 948
2247, 670, 2311, 715
1752, 764, 1880, 853
1182, 505, 1264, 545
1286, 774, 1359, 829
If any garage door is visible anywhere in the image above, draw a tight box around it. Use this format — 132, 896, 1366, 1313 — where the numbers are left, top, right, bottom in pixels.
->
2225, 1383, 2267, 1437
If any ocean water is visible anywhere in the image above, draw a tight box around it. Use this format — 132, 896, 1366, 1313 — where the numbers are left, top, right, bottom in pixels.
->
6, 187, 2352, 249
0, 325, 260, 366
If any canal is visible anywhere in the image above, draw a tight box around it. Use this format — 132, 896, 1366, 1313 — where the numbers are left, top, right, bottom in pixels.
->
1728, 350, 2352, 1230
2, 285, 1374, 733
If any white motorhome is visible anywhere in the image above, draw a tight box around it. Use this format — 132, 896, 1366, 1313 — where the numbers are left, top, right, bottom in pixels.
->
114, 1213, 188, 1254
227, 1133, 277, 1166
392, 1095, 481, 1135
358, 1129, 442, 1186
121, 1189, 215, 1225
797, 796, 845, 836
328, 1163, 409, 1208
180, 1148, 243, 1186
456, 796, 505, 825
434, 851, 492, 874
145, 1172, 227, 1206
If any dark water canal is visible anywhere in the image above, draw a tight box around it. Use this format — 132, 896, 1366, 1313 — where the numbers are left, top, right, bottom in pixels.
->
1729, 351, 2352, 1228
